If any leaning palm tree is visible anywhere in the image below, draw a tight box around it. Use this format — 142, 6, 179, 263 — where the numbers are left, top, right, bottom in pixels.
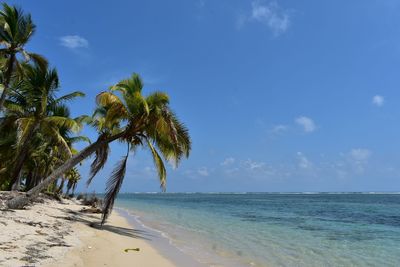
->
0, 3, 47, 111
2, 63, 85, 190
22, 108, 90, 191
7, 73, 191, 225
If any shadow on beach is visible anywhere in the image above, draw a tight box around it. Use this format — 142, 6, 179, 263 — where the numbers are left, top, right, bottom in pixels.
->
52, 206, 154, 241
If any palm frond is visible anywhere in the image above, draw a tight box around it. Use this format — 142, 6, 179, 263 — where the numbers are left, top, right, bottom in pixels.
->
111, 73, 143, 95
44, 125, 73, 159
3, 101, 24, 114
44, 116, 80, 132
0, 3, 36, 47
26, 52, 48, 70
147, 107, 191, 167
15, 117, 35, 144
96, 91, 124, 107
95, 92, 128, 131
54, 91, 85, 104
68, 135, 91, 144
104, 103, 129, 123
168, 111, 191, 158
111, 73, 149, 116
146, 91, 170, 107
101, 146, 129, 225
74, 114, 92, 127
87, 141, 109, 186
125, 91, 149, 117
145, 139, 167, 191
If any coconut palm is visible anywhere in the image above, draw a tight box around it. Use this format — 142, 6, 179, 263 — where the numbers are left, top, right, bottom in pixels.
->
22, 108, 90, 191
1, 63, 85, 190
0, 116, 16, 190
64, 167, 81, 196
0, 3, 47, 111
7, 73, 191, 225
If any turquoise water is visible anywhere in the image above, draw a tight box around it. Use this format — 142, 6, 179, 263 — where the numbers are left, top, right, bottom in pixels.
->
116, 193, 400, 267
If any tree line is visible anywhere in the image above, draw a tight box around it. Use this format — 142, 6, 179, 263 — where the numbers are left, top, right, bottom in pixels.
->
0, 3, 191, 224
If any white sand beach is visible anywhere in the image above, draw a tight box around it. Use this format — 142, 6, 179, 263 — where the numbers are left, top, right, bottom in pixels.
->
0, 193, 175, 267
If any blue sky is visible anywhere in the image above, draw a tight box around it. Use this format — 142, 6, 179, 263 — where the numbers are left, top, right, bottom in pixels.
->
8, 0, 400, 192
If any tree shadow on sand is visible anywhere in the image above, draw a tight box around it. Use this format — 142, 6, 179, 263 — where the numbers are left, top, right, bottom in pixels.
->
52, 208, 154, 240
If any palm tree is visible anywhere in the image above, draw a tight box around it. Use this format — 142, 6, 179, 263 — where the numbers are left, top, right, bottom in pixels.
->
0, 114, 16, 190
22, 107, 90, 191
1, 63, 85, 190
65, 167, 81, 196
7, 73, 191, 225
0, 3, 47, 111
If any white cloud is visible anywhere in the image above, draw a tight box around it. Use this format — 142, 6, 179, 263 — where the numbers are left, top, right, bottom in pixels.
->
297, 152, 312, 169
243, 159, 266, 171
269, 124, 289, 134
59, 35, 89, 49
221, 158, 280, 178
197, 167, 209, 176
346, 148, 372, 174
295, 116, 316, 133
349, 148, 371, 162
250, 1, 291, 35
221, 157, 235, 166
372, 95, 384, 107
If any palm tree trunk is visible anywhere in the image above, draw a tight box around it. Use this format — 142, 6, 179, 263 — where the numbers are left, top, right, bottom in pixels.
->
65, 186, 70, 197
8, 123, 37, 190
57, 177, 65, 194
25, 172, 33, 191
9, 148, 30, 190
7, 131, 125, 209
27, 171, 38, 190
11, 174, 22, 191
0, 53, 16, 112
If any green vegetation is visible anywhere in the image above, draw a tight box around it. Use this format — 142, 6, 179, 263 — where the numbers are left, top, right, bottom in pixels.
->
0, 3, 191, 224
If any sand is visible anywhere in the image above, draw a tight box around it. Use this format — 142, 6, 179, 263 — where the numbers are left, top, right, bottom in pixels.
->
0, 193, 176, 267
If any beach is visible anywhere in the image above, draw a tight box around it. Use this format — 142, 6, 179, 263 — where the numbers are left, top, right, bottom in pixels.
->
0, 193, 175, 267
2, 193, 400, 267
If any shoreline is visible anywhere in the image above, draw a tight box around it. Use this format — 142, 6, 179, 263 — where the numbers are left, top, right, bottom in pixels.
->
0, 194, 177, 267
115, 201, 254, 267
55, 207, 177, 267
116, 207, 207, 267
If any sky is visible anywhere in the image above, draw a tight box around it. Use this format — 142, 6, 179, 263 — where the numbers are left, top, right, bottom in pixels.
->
7, 0, 400, 192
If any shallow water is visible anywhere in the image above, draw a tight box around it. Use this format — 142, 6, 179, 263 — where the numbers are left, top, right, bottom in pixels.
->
116, 193, 400, 267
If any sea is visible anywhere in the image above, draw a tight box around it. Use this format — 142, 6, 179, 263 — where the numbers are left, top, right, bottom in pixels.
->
115, 193, 400, 267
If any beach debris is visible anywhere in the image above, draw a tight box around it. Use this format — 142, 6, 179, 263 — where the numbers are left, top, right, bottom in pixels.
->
80, 207, 102, 214
0, 193, 83, 266
124, 248, 140, 252
22, 242, 51, 263
13, 218, 48, 228
78, 193, 103, 208
88, 246, 92, 249
48, 242, 70, 247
